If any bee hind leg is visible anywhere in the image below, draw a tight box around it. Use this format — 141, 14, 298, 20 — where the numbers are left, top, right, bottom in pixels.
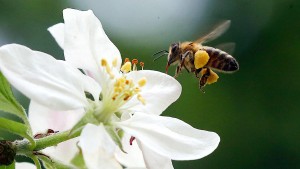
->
199, 68, 211, 93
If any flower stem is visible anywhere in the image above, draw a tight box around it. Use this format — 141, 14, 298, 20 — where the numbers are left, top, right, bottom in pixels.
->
15, 129, 81, 155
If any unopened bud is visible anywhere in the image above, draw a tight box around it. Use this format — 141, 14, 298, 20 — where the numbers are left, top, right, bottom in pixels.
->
0, 140, 16, 166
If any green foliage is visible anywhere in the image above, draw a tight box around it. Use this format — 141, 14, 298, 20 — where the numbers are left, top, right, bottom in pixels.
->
71, 150, 86, 169
0, 72, 27, 123
0, 160, 15, 169
0, 118, 34, 147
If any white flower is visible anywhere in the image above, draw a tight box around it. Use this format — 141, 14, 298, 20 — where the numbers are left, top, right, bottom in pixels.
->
0, 8, 220, 169
79, 124, 122, 169
15, 162, 36, 169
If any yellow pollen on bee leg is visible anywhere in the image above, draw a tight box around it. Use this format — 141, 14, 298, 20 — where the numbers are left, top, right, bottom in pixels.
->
138, 77, 147, 87
194, 50, 210, 69
137, 94, 146, 105
121, 62, 132, 73
207, 70, 219, 84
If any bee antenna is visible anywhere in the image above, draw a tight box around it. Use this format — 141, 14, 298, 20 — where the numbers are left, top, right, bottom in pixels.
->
152, 50, 169, 61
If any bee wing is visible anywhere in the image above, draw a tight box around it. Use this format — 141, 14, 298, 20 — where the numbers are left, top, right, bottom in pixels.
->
215, 42, 236, 55
194, 20, 231, 44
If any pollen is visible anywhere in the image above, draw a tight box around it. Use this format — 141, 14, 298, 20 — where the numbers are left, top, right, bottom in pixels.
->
194, 50, 210, 69
132, 59, 138, 71
138, 77, 147, 87
121, 62, 132, 73
201, 68, 219, 85
207, 70, 219, 84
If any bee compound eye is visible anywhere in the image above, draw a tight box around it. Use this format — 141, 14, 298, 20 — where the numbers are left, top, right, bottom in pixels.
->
171, 43, 178, 52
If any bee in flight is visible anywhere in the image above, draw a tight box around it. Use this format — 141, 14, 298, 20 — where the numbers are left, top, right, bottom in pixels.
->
153, 20, 239, 92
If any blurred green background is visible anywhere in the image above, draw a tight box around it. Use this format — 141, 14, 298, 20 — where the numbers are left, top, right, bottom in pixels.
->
0, 0, 299, 168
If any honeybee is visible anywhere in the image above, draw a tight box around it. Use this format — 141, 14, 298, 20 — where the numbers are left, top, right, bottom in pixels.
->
153, 20, 239, 92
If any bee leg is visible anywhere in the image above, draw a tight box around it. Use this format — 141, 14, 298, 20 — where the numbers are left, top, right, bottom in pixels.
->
195, 68, 202, 78
174, 65, 181, 78
199, 68, 211, 92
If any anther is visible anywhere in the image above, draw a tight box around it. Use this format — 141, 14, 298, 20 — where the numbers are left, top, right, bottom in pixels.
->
132, 59, 138, 65
137, 94, 146, 105
140, 62, 144, 70
112, 57, 118, 67
101, 59, 108, 66
124, 58, 130, 63
121, 62, 132, 73
138, 77, 147, 87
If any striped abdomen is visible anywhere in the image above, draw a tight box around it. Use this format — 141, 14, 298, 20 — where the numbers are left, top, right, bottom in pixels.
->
203, 46, 239, 73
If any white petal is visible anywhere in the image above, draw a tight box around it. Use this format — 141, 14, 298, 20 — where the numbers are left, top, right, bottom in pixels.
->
137, 141, 174, 169
0, 44, 100, 110
43, 138, 79, 164
28, 101, 85, 134
115, 133, 146, 168
121, 70, 181, 115
80, 124, 122, 169
28, 101, 84, 163
63, 8, 121, 83
15, 162, 36, 169
48, 23, 65, 49
116, 112, 220, 160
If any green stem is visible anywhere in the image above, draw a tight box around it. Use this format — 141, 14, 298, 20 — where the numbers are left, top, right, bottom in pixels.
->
30, 155, 42, 169
15, 129, 81, 155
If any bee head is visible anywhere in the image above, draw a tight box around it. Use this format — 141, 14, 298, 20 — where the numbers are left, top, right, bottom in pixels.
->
167, 42, 180, 65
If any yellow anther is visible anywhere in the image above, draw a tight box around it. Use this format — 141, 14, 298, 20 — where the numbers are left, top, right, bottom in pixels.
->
134, 87, 141, 92
140, 62, 144, 70
101, 59, 114, 79
137, 94, 146, 105
112, 57, 118, 67
138, 77, 147, 87
194, 50, 210, 69
121, 62, 132, 73
101, 59, 108, 66
207, 70, 219, 84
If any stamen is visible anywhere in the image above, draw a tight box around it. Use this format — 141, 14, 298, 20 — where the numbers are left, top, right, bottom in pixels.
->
124, 58, 130, 63
101, 59, 115, 79
140, 62, 144, 70
138, 77, 147, 87
112, 57, 118, 67
121, 62, 132, 73
137, 94, 146, 105
132, 59, 138, 71
130, 136, 136, 145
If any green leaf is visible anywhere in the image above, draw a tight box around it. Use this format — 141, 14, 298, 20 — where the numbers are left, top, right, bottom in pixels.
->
0, 160, 15, 169
0, 72, 27, 121
0, 118, 35, 148
106, 126, 124, 152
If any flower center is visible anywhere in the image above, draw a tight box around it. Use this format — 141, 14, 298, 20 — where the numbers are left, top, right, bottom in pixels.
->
100, 58, 147, 108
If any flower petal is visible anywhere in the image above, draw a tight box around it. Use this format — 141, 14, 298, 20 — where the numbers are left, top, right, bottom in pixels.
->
28, 101, 84, 163
48, 23, 65, 49
0, 44, 100, 110
63, 8, 121, 83
16, 162, 36, 169
79, 124, 122, 169
137, 140, 174, 169
115, 133, 146, 168
121, 70, 181, 115
116, 112, 220, 160
28, 101, 85, 134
